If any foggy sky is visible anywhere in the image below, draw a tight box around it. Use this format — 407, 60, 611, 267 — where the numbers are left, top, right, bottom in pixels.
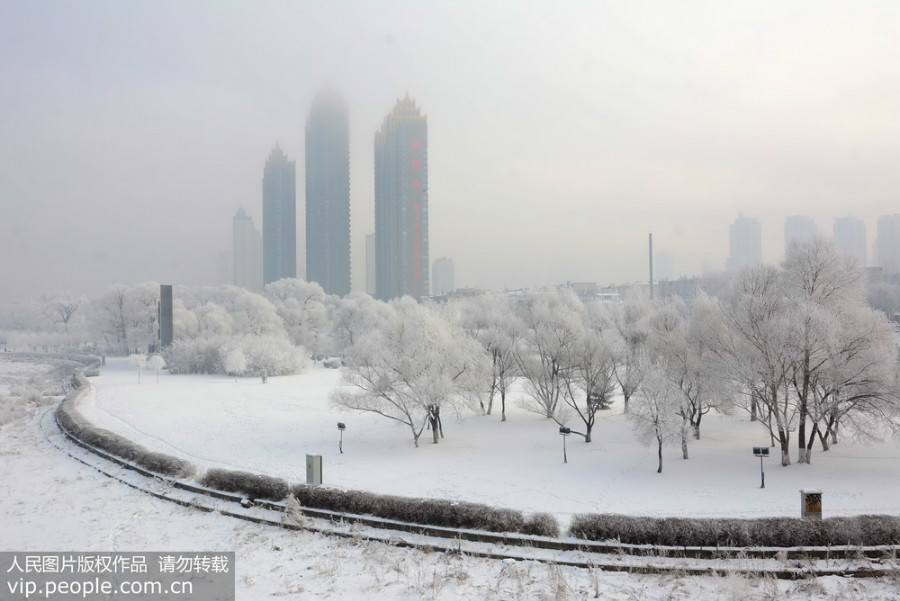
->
2, 1, 898, 303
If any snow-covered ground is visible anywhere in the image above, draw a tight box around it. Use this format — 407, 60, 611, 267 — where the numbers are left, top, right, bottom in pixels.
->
81, 358, 900, 527
3, 355, 900, 600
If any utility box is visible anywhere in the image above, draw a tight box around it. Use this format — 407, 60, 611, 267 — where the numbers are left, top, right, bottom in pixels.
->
801, 489, 822, 519
306, 454, 322, 485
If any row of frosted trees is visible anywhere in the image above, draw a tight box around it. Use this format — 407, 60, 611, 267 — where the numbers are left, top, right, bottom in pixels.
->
1, 238, 898, 466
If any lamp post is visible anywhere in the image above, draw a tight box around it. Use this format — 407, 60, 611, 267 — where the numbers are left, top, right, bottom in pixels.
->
753, 446, 769, 488
559, 426, 571, 464
337, 422, 346, 454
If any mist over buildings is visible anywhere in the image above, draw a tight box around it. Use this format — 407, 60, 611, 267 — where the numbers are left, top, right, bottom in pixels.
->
1, 2, 898, 303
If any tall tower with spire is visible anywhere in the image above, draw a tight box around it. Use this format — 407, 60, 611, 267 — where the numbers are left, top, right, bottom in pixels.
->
374, 94, 429, 300
262, 145, 296, 285
305, 89, 351, 296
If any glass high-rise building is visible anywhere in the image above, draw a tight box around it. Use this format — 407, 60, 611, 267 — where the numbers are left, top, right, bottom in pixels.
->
374, 94, 428, 300
262, 145, 296, 285
305, 89, 351, 297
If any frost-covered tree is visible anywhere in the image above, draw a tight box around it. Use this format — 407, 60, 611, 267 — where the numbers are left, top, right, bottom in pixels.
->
609, 293, 651, 414
220, 286, 283, 337
648, 294, 733, 459
330, 292, 391, 353
629, 357, 681, 473
456, 293, 522, 421
332, 297, 485, 447
515, 289, 583, 419
89, 285, 130, 353
558, 320, 617, 443
795, 299, 899, 457
266, 278, 332, 357
224, 348, 247, 381
129, 353, 147, 383
148, 354, 166, 383
718, 264, 797, 466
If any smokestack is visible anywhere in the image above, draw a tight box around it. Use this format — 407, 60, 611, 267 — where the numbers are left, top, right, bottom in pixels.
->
649, 233, 654, 300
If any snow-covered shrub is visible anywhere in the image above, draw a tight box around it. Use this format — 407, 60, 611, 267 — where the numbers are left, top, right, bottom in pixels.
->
163, 335, 308, 377
199, 468, 290, 501
235, 335, 308, 376
0, 394, 27, 426
570, 513, 900, 547
289, 484, 528, 534
163, 339, 221, 374
522, 512, 560, 538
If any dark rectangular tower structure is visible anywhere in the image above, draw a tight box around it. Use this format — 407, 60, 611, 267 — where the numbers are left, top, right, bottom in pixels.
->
159, 284, 173, 348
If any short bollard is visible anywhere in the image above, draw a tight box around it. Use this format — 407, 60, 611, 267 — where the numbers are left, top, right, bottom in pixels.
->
306, 454, 322, 485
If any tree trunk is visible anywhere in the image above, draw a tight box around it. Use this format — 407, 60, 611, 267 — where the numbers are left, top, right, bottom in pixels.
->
657, 435, 663, 473
681, 418, 690, 460
778, 430, 791, 466
750, 393, 758, 422
500, 389, 507, 422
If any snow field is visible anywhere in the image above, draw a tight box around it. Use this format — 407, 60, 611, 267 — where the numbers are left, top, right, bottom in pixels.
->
2, 355, 900, 599
82, 358, 900, 531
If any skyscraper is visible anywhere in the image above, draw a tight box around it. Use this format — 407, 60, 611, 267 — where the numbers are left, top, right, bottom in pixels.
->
233, 208, 262, 292
875, 214, 900, 278
305, 89, 351, 297
784, 215, 817, 258
726, 214, 761, 272
262, 145, 296, 285
374, 94, 428, 300
365, 233, 376, 296
832, 216, 867, 267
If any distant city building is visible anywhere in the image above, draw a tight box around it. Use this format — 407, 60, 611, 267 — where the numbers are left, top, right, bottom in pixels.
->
262, 145, 297, 285
305, 89, 351, 297
432, 257, 455, 296
374, 94, 429, 300
832, 216, 867, 267
233, 208, 262, 292
784, 215, 817, 258
365, 233, 376, 296
726, 214, 761, 272
875, 214, 900, 278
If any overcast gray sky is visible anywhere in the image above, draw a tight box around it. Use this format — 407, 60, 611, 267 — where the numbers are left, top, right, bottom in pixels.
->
1, 1, 898, 302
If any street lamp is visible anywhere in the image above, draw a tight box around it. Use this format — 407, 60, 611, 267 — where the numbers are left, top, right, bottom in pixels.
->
753, 446, 769, 488
559, 426, 571, 464
337, 422, 346, 454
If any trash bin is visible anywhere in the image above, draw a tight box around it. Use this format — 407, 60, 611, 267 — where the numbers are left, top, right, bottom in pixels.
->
801, 489, 822, 519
